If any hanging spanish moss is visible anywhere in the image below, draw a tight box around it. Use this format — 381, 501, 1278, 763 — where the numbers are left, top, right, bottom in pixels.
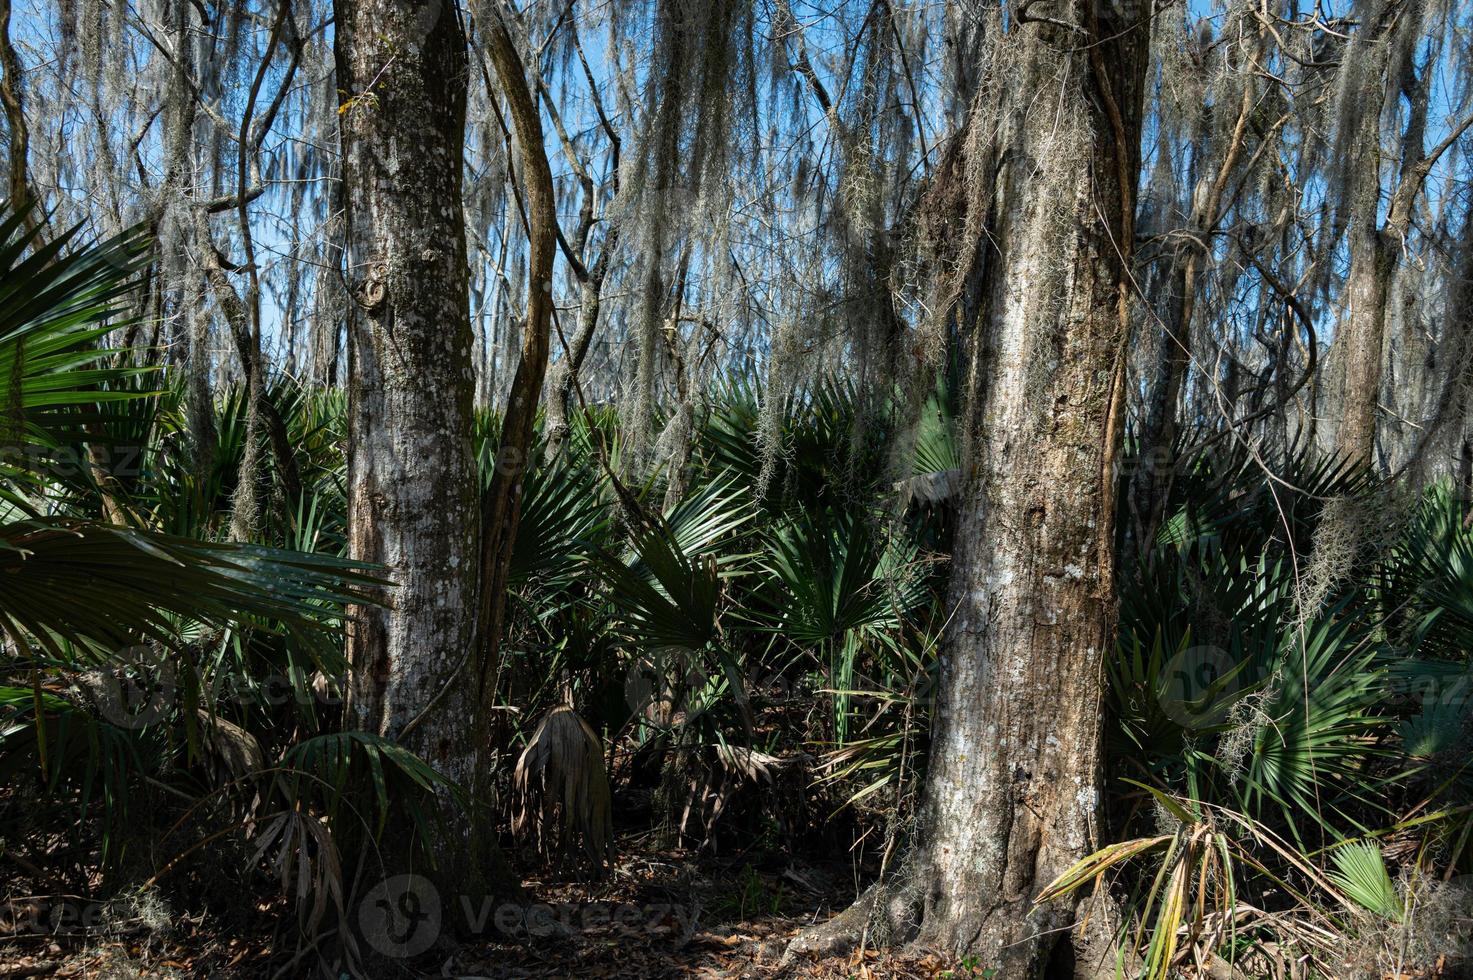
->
614, 0, 757, 473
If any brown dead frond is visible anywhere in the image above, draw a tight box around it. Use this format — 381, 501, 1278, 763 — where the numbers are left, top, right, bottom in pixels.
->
513, 706, 614, 872
196, 710, 264, 784
714, 742, 784, 783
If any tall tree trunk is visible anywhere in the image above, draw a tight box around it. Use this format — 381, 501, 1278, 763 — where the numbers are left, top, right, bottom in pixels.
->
1332, 0, 1472, 467
0, 0, 37, 233
791, 3, 1149, 975
1129, 44, 1260, 565
335, 0, 492, 885
1403, 213, 1473, 483
471, 10, 557, 801
1338, 208, 1395, 468
1333, 0, 1401, 469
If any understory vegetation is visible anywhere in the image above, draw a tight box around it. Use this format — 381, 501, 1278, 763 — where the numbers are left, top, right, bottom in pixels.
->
1, 212, 1469, 977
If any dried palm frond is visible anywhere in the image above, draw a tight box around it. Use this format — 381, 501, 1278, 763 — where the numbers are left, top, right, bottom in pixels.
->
248, 807, 345, 936
714, 743, 784, 783
513, 706, 614, 871
197, 710, 264, 783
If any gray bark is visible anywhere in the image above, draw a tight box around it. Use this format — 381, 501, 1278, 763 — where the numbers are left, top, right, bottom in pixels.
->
1334, 0, 1471, 468
335, 0, 487, 877
543, 246, 612, 460
791, 3, 1149, 975
1339, 212, 1396, 467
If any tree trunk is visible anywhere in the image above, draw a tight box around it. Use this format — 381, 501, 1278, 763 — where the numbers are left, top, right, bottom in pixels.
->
1338, 218, 1394, 468
1129, 50, 1259, 565
335, 0, 492, 885
1403, 212, 1473, 483
0, 0, 38, 234
471, 12, 558, 787
544, 241, 614, 460
1332, 0, 1455, 469
791, 4, 1149, 975
1127, 235, 1193, 562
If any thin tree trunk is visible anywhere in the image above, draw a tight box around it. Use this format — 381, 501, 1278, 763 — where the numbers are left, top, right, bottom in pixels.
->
543, 242, 613, 460
540, 19, 620, 463
1334, 0, 1473, 467
191, 209, 303, 532
791, 3, 1149, 974
1339, 210, 1395, 467
472, 12, 557, 778
1403, 213, 1473, 483
1129, 59, 1258, 565
0, 0, 37, 233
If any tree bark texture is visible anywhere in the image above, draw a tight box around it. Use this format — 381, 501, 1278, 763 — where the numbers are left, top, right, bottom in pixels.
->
792, 3, 1150, 975
336, 0, 480, 800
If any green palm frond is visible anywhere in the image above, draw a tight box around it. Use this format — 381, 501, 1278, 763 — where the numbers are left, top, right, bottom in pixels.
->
0, 519, 381, 656
1383, 484, 1473, 660
1235, 600, 1389, 836
759, 506, 931, 742
659, 469, 754, 562
597, 521, 722, 652
1329, 841, 1402, 920
510, 455, 610, 589
0, 208, 152, 501
279, 731, 459, 842
1398, 700, 1470, 761
760, 507, 928, 646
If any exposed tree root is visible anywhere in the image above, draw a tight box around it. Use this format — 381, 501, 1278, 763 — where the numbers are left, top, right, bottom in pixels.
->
784, 875, 1127, 980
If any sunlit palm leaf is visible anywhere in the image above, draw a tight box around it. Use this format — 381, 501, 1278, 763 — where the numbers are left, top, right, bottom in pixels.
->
0, 519, 382, 655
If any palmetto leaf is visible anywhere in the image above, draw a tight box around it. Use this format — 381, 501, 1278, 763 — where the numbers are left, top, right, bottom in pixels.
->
1035, 833, 1175, 903
512, 705, 614, 869
1329, 841, 1402, 920
597, 521, 721, 652
279, 732, 459, 842
1236, 600, 1389, 835
1383, 484, 1473, 660
759, 506, 930, 742
0, 683, 159, 860
659, 470, 754, 563
0, 210, 153, 500
898, 374, 959, 504
0, 209, 146, 342
694, 376, 884, 512
510, 455, 610, 589
0, 204, 380, 658
759, 507, 927, 646
0, 518, 382, 655
1398, 700, 1470, 760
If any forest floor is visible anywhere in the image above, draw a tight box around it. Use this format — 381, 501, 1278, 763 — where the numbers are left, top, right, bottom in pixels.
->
0, 836, 969, 979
